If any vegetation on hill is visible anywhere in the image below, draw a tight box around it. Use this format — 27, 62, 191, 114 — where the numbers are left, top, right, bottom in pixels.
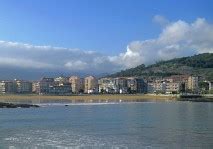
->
108, 53, 213, 81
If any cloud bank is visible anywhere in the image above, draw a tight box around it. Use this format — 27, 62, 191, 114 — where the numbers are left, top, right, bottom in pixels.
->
115, 17, 213, 68
0, 17, 213, 79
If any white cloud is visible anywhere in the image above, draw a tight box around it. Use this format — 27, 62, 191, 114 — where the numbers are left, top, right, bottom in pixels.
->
0, 57, 54, 69
65, 60, 88, 70
153, 15, 169, 27
115, 18, 213, 68
0, 17, 212, 75
0, 40, 121, 73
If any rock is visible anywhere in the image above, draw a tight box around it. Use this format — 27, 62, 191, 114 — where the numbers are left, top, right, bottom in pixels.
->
0, 102, 39, 108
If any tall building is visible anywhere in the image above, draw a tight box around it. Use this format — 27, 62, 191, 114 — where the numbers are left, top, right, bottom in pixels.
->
16, 80, 32, 93
0, 81, 17, 94
127, 77, 147, 93
32, 81, 40, 93
127, 77, 137, 93
115, 77, 128, 93
147, 82, 155, 93
187, 76, 199, 92
136, 78, 147, 93
39, 77, 54, 94
84, 76, 98, 93
69, 76, 84, 93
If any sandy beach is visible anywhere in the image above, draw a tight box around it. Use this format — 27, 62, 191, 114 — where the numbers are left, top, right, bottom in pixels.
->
0, 94, 176, 103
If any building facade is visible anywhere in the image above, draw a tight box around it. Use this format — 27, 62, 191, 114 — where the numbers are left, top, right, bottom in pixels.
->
54, 76, 69, 84
148, 80, 180, 94
32, 81, 40, 93
0, 81, 17, 94
39, 77, 54, 94
49, 83, 72, 95
127, 77, 147, 93
98, 77, 147, 94
98, 78, 118, 93
115, 78, 128, 94
69, 76, 84, 93
16, 80, 32, 93
187, 76, 199, 92
84, 76, 98, 93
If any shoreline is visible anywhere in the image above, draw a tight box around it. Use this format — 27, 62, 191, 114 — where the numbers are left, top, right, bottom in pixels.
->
0, 94, 176, 103
0, 94, 212, 103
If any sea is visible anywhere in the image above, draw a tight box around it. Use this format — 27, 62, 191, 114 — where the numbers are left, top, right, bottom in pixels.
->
0, 101, 213, 149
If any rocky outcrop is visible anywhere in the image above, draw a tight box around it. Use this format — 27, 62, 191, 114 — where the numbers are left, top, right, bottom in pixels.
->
0, 102, 39, 108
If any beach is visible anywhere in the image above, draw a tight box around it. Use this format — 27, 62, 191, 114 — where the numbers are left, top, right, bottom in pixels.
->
0, 94, 176, 103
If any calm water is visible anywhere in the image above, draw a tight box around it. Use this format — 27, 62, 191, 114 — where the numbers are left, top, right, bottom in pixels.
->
0, 101, 213, 149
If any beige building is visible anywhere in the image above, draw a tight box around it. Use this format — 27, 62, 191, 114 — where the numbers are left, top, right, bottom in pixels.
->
148, 80, 180, 94
32, 81, 40, 93
187, 76, 199, 92
69, 76, 84, 93
165, 82, 180, 93
84, 76, 98, 93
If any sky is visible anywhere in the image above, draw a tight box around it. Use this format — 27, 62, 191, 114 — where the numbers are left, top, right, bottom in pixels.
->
0, 0, 213, 79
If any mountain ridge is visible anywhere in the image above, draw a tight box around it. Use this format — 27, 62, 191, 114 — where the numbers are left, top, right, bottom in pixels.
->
108, 53, 213, 81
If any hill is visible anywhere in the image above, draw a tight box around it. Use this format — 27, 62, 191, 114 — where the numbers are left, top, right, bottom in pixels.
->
108, 53, 213, 81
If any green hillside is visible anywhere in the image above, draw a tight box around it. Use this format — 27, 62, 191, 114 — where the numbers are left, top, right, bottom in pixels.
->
109, 53, 213, 81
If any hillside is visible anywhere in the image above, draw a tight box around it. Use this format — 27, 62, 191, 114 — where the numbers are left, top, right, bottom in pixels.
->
108, 53, 213, 81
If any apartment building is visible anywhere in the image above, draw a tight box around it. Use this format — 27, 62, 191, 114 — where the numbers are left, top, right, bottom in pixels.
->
187, 76, 199, 92
165, 82, 180, 94
148, 80, 180, 94
98, 78, 118, 93
16, 80, 32, 93
49, 82, 72, 95
98, 77, 147, 94
0, 81, 17, 94
39, 77, 54, 94
115, 77, 128, 94
84, 76, 98, 93
127, 77, 147, 93
32, 81, 40, 93
69, 76, 84, 93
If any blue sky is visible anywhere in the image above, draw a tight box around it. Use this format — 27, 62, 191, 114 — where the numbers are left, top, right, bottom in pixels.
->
0, 0, 213, 79
0, 0, 212, 55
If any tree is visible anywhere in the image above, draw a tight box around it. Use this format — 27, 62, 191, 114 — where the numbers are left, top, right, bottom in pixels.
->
199, 82, 209, 91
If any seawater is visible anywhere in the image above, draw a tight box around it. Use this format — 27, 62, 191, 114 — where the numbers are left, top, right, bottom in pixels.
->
0, 101, 213, 148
